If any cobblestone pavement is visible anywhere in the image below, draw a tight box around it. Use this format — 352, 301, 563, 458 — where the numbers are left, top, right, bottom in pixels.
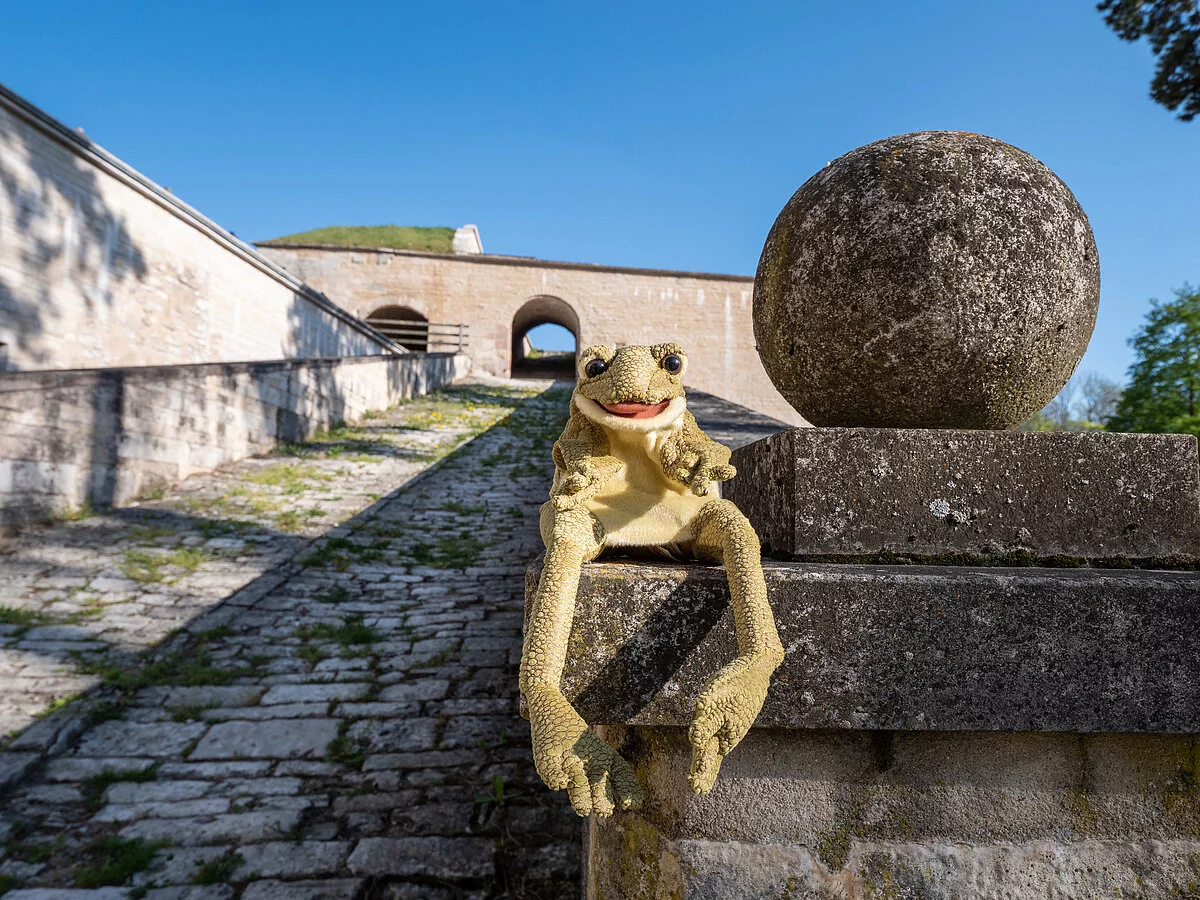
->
0, 381, 784, 899
0, 381, 538, 746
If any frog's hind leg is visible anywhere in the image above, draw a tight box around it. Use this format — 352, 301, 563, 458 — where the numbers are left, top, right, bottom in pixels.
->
687, 499, 786, 793
521, 502, 644, 817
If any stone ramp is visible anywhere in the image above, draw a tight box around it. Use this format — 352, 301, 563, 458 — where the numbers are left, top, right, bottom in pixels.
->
0, 381, 580, 898
1, 379, 542, 760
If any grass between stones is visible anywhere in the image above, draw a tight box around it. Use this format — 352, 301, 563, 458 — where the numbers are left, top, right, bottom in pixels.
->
3, 820, 59, 867
410, 535, 486, 569
192, 849, 244, 885
83, 764, 159, 814
74, 835, 165, 888
0, 605, 54, 627
119, 548, 216, 584
295, 614, 380, 647
302, 537, 388, 570
169, 702, 218, 723
75, 650, 249, 694
326, 719, 368, 769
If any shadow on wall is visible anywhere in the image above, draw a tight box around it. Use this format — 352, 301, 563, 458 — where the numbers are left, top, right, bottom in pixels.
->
0, 108, 149, 519
0, 107, 147, 372
280, 293, 352, 440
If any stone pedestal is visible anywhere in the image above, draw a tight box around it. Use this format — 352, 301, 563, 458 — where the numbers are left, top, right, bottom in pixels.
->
527, 558, 1200, 898
723, 427, 1200, 565
526, 427, 1200, 898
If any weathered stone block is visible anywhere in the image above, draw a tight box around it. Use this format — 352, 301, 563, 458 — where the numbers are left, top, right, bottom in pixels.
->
528, 558, 1200, 732
585, 728, 1200, 899
188, 719, 339, 759
346, 836, 495, 878
725, 427, 1200, 563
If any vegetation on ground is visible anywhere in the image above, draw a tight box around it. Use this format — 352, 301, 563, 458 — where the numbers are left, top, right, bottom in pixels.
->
192, 850, 244, 885
295, 614, 380, 646
0, 606, 54, 627
74, 835, 164, 887
83, 764, 159, 814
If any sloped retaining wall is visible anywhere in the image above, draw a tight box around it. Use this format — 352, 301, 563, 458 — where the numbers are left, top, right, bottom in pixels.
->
0, 82, 401, 372
0, 352, 470, 531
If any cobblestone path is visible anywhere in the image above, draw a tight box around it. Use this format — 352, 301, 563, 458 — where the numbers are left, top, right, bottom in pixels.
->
0, 381, 539, 745
0, 380, 579, 899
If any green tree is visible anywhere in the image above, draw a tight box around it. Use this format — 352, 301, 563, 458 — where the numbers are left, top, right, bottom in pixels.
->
1107, 284, 1200, 437
1098, 0, 1200, 121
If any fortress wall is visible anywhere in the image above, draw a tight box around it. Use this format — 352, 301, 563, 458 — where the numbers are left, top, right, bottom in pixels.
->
0, 352, 470, 531
0, 84, 398, 373
260, 245, 805, 425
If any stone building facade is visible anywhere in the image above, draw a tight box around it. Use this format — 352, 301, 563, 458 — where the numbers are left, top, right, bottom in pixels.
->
258, 243, 804, 424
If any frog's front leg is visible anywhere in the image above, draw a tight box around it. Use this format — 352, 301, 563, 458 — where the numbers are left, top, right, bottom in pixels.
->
554, 454, 624, 509
520, 503, 643, 817
661, 412, 737, 496
687, 499, 785, 793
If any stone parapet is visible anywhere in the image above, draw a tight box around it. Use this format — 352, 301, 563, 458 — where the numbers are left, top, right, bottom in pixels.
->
586, 728, 1200, 898
725, 427, 1200, 564
0, 352, 470, 530
527, 557, 1200, 896
529, 558, 1200, 733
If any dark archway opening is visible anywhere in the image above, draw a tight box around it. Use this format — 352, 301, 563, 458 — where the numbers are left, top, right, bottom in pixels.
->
366, 305, 428, 351
511, 296, 579, 380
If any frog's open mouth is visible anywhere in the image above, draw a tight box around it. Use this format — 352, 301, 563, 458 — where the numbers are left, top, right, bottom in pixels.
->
600, 400, 671, 419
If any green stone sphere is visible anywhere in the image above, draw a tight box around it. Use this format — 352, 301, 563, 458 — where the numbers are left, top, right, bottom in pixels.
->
754, 131, 1100, 429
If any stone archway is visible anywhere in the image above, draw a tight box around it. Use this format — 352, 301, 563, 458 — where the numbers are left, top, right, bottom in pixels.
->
510, 295, 580, 379
365, 305, 428, 351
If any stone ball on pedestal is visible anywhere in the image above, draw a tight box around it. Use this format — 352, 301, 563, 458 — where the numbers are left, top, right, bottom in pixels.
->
754, 131, 1099, 429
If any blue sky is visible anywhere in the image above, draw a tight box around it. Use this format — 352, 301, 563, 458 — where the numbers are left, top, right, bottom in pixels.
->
2, 1, 1195, 377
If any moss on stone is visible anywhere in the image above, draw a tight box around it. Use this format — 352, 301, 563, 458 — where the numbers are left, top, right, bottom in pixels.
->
816, 824, 853, 871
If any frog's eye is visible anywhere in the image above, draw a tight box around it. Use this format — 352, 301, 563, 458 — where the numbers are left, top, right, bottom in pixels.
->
584, 358, 608, 379
661, 354, 684, 374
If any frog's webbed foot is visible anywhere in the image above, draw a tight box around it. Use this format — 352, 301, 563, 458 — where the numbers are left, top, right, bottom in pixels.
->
526, 682, 643, 817
523, 504, 642, 816
687, 654, 777, 793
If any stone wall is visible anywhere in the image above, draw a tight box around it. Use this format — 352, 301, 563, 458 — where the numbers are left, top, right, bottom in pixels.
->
0, 84, 399, 373
534, 557, 1200, 898
0, 352, 470, 531
260, 244, 804, 425
589, 728, 1200, 898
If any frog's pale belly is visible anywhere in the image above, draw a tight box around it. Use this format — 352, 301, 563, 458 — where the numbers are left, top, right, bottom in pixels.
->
583, 429, 710, 547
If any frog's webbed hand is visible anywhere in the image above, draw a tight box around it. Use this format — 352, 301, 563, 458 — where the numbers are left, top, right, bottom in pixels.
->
554, 453, 624, 509
520, 504, 643, 816
552, 422, 624, 509
687, 499, 785, 794
661, 412, 736, 496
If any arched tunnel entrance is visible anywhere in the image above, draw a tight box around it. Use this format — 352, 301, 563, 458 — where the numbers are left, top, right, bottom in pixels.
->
365, 305, 429, 351
511, 296, 579, 380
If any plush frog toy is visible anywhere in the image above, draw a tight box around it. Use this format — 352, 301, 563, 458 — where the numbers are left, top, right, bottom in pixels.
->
520, 342, 785, 817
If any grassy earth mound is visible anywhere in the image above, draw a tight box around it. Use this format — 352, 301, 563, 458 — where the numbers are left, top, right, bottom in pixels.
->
261, 224, 455, 252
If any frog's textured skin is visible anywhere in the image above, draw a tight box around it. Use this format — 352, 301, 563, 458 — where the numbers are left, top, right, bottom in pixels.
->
519, 343, 786, 817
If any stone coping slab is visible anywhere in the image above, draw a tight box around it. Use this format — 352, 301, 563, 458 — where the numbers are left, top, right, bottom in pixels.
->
525, 558, 1200, 732
723, 427, 1200, 564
